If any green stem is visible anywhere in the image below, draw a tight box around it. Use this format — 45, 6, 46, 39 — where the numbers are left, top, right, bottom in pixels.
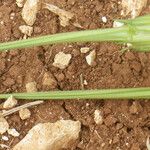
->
0, 27, 128, 51
0, 87, 150, 100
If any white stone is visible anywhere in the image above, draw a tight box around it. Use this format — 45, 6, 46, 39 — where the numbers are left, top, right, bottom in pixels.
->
22, 0, 41, 26
146, 137, 150, 150
102, 16, 107, 23
80, 47, 90, 54
2, 136, 9, 141
10, 13, 15, 20
43, 3, 74, 27
19, 108, 31, 120
3, 96, 18, 109
19, 25, 33, 36
86, 50, 96, 66
121, 0, 147, 18
0, 117, 9, 134
8, 129, 20, 137
16, 0, 25, 7
113, 21, 124, 28
26, 81, 37, 92
13, 120, 81, 150
53, 52, 72, 69
94, 109, 103, 125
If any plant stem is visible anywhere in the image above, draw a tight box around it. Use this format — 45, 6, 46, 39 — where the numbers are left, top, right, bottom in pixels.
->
0, 88, 150, 100
0, 27, 128, 51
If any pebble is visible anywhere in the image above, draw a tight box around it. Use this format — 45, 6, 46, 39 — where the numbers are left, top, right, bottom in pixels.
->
102, 16, 107, 23
80, 47, 90, 53
2, 136, 9, 141
8, 128, 20, 137
19, 108, 31, 120
13, 120, 81, 150
19, 25, 33, 36
53, 52, 72, 69
0, 117, 9, 134
22, 0, 41, 26
113, 21, 124, 28
26, 81, 37, 92
3, 96, 18, 109
94, 109, 103, 125
16, 0, 25, 7
86, 50, 96, 66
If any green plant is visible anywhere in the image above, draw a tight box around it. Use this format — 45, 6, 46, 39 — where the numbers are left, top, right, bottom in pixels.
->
0, 15, 150, 51
0, 87, 150, 100
0, 15, 150, 100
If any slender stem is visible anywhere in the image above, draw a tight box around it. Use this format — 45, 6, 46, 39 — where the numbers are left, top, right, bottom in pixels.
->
0, 88, 150, 100
0, 27, 128, 51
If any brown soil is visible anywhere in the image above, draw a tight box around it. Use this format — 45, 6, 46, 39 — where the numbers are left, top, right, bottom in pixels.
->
0, 0, 150, 149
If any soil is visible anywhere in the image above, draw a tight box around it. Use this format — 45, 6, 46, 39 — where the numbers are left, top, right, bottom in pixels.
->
0, 0, 150, 149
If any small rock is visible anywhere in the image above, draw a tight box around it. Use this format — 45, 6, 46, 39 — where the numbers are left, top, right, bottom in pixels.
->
0, 144, 9, 149
129, 101, 143, 114
121, 0, 147, 18
16, 0, 25, 7
22, 0, 41, 26
10, 13, 15, 20
113, 21, 124, 28
42, 72, 57, 89
0, 117, 9, 134
13, 120, 81, 150
80, 47, 90, 53
8, 128, 20, 137
53, 52, 72, 69
86, 50, 96, 66
26, 81, 37, 92
102, 16, 107, 23
43, 3, 74, 27
3, 96, 18, 109
94, 109, 103, 125
19, 25, 33, 36
2, 136, 9, 141
146, 137, 150, 150
19, 108, 31, 120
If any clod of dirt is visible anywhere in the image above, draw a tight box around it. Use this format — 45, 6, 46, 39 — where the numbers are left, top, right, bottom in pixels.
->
121, 0, 147, 18
13, 120, 81, 150
94, 109, 103, 125
43, 3, 74, 27
104, 115, 117, 126
42, 72, 57, 89
0, 117, 9, 134
26, 81, 37, 92
86, 50, 96, 66
8, 128, 20, 137
16, 0, 25, 8
22, 0, 41, 26
19, 108, 31, 120
53, 52, 72, 69
3, 96, 18, 109
129, 101, 143, 114
19, 25, 33, 37
80, 47, 90, 54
